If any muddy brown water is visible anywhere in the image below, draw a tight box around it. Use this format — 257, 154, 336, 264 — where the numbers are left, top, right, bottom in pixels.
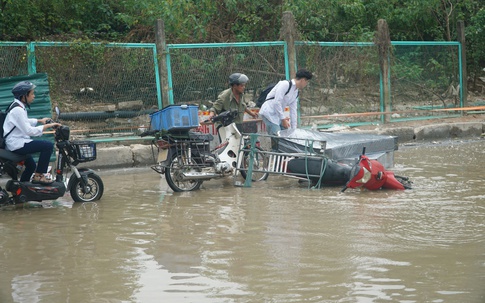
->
0, 139, 484, 303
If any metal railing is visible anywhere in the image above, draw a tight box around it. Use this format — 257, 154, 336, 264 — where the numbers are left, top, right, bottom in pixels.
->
0, 40, 465, 140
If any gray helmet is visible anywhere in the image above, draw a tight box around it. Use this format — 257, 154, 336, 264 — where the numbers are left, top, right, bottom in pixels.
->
12, 81, 36, 99
229, 73, 249, 85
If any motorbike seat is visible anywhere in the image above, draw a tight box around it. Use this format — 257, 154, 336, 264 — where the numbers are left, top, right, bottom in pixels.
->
188, 131, 214, 142
0, 149, 28, 163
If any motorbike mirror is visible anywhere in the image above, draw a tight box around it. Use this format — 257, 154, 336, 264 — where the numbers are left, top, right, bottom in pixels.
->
55, 107, 61, 121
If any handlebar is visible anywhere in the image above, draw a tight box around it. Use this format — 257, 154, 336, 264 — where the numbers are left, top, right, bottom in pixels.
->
45, 119, 61, 130
210, 110, 238, 126
139, 130, 158, 137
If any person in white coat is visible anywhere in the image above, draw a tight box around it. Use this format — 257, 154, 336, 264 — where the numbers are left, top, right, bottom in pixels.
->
259, 69, 313, 149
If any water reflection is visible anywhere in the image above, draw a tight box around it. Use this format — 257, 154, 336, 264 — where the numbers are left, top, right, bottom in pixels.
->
0, 140, 484, 302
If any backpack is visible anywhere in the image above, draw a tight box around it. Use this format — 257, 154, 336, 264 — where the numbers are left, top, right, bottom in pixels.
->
255, 80, 294, 108
0, 102, 20, 149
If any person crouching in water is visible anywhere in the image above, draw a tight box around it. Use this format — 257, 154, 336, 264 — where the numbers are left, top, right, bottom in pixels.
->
4, 81, 60, 184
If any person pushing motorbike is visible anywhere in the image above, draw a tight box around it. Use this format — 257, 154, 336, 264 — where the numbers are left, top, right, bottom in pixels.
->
4, 81, 60, 184
209, 73, 258, 132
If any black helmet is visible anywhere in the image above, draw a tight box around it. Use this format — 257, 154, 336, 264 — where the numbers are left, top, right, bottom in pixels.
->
12, 81, 36, 99
229, 73, 249, 85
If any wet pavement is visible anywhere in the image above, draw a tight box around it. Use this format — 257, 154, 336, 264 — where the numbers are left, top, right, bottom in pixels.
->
0, 139, 484, 302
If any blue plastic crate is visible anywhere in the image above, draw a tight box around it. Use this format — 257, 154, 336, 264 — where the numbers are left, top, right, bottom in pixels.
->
150, 104, 199, 131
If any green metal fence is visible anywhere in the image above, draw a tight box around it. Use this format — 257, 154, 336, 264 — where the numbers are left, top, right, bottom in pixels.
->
295, 41, 463, 128
0, 43, 29, 76
166, 42, 289, 107
390, 42, 463, 116
0, 41, 161, 141
0, 40, 464, 139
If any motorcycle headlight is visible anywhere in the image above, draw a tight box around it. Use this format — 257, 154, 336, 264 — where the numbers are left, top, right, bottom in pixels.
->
356, 167, 371, 184
348, 165, 372, 185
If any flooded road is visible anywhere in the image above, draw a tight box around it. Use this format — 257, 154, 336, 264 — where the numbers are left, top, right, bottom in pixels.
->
0, 139, 484, 303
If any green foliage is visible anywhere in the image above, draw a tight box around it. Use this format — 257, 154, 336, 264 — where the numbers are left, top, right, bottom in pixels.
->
285, 0, 367, 41
1, 0, 483, 47
0, 0, 484, 88
0, 0, 130, 41
466, 7, 485, 77
69, 40, 107, 70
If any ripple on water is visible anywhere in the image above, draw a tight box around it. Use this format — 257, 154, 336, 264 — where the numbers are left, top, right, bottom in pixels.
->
1, 144, 484, 302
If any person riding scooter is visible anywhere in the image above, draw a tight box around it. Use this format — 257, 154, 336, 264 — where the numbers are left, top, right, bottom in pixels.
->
3, 81, 60, 184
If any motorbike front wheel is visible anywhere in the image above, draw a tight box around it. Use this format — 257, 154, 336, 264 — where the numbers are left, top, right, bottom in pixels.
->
240, 146, 269, 182
70, 173, 104, 202
165, 152, 203, 192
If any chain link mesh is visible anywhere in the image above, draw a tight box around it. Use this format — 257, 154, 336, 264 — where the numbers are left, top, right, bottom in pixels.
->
0, 41, 462, 137
33, 43, 159, 138
169, 44, 287, 107
0, 45, 29, 77
296, 42, 461, 127
391, 44, 461, 114
296, 42, 380, 126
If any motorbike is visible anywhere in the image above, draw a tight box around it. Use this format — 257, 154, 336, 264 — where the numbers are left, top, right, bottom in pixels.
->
0, 107, 104, 206
144, 110, 269, 192
270, 141, 411, 190
342, 147, 412, 192
284, 156, 353, 187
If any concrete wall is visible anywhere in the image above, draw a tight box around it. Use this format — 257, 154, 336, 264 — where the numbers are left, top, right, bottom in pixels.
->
375, 122, 485, 142
87, 144, 156, 169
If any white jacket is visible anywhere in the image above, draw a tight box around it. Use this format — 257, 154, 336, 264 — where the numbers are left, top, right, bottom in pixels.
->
258, 79, 299, 129
3, 99, 43, 151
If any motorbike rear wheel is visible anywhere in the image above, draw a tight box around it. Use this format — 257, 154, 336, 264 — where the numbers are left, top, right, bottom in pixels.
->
240, 146, 269, 181
70, 173, 104, 202
165, 151, 203, 192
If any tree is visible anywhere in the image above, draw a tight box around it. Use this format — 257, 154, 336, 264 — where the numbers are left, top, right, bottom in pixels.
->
466, 7, 485, 88
0, 0, 484, 78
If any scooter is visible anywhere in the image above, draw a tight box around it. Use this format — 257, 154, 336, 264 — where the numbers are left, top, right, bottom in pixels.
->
285, 156, 353, 187
0, 107, 104, 206
144, 110, 269, 192
267, 140, 410, 190
342, 147, 412, 192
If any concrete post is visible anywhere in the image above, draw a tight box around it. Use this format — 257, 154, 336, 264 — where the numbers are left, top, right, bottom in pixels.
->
376, 19, 391, 123
155, 19, 170, 108
281, 11, 297, 78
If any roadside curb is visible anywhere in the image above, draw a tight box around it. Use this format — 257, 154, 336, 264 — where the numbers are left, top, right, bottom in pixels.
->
88, 144, 157, 170
355, 121, 485, 142
87, 121, 485, 169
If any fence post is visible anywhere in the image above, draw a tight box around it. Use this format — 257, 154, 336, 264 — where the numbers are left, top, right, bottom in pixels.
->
376, 19, 391, 123
457, 20, 467, 107
281, 11, 299, 125
155, 19, 170, 108
281, 11, 297, 78
27, 42, 36, 75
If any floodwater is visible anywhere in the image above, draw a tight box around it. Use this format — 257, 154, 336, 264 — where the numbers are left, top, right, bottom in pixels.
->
0, 139, 484, 303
